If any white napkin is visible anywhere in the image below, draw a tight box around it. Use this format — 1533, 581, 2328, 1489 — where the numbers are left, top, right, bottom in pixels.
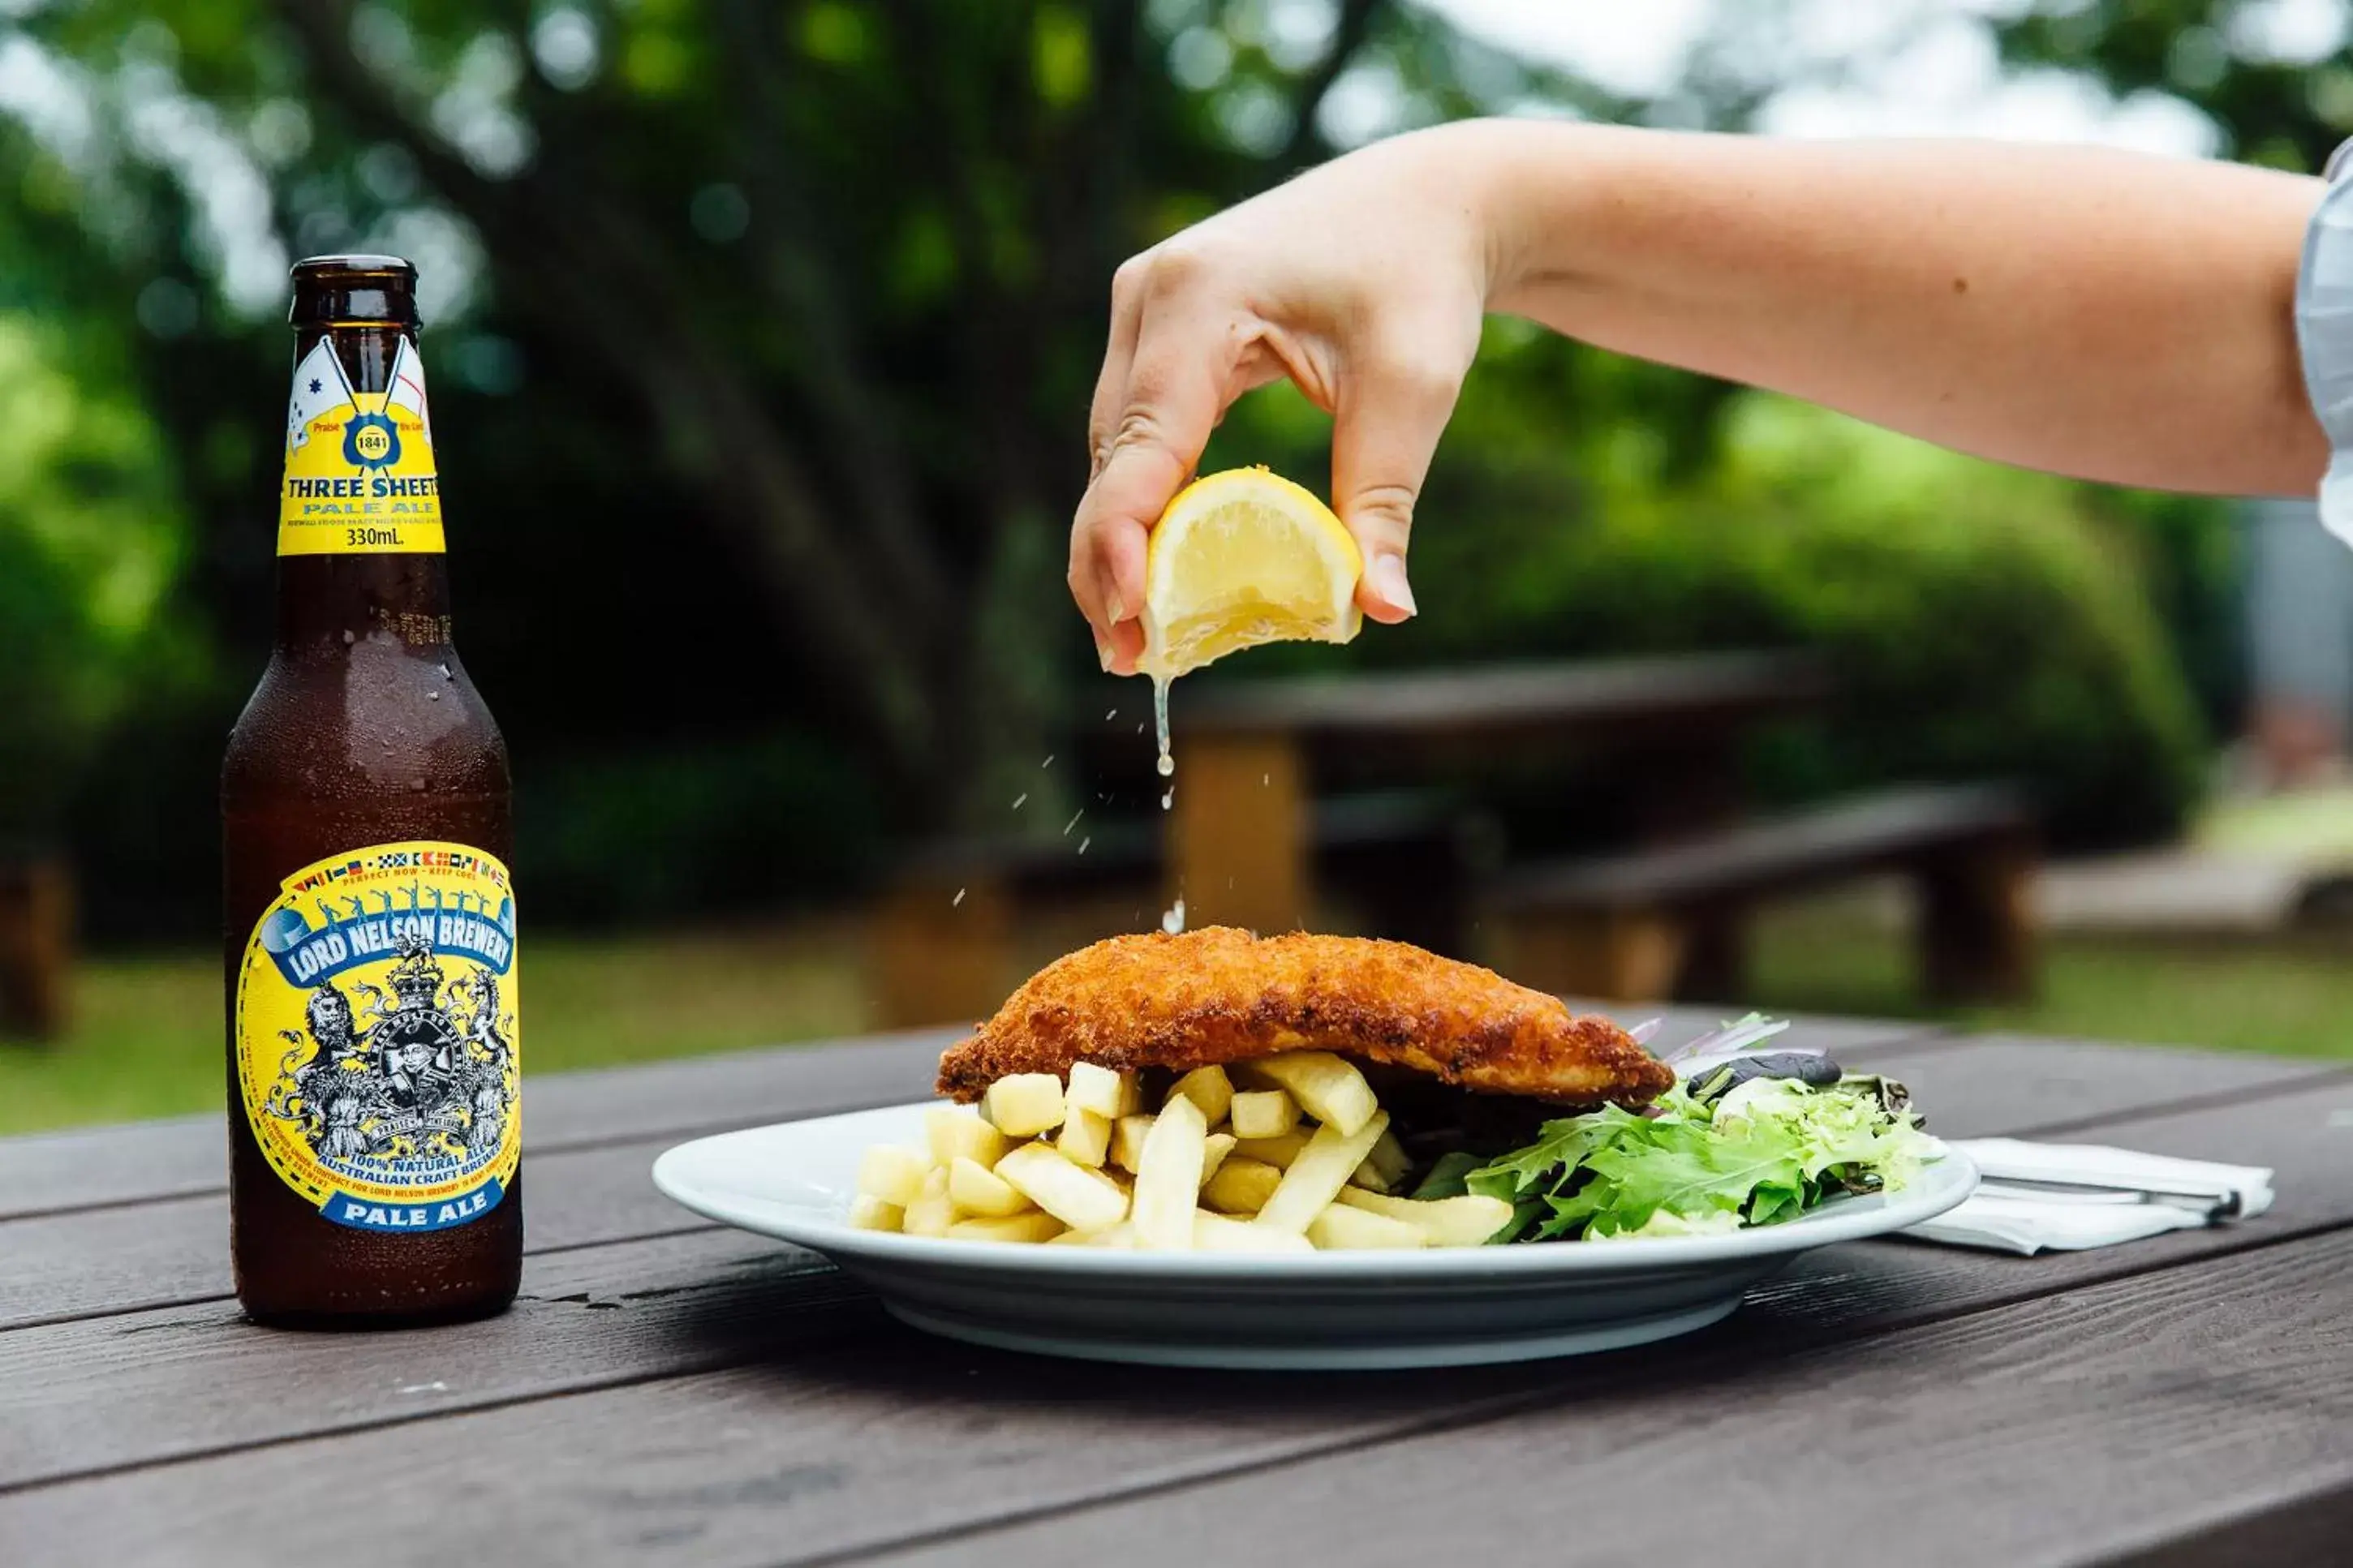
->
1901, 1138, 2275, 1256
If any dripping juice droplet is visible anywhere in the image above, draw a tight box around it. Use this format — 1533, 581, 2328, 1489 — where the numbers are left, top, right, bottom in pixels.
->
1152, 675, 1174, 779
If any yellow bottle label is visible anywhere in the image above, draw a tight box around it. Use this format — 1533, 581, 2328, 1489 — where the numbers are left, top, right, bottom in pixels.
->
235, 842, 519, 1231
276, 336, 446, 556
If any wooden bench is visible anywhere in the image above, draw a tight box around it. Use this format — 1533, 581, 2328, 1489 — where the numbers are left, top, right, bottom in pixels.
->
870, 792, 1495, 1028
1486, 784, 2037, 1006
0, 852, 72, 1041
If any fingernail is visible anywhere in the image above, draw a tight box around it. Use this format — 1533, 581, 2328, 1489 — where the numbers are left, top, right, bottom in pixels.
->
1106, 585, 1129, 626
1095, 634, 1116, 672
1370, 555, 1417, 617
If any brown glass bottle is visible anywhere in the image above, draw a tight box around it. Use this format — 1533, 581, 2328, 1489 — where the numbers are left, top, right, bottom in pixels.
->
223, 255, 522, 1327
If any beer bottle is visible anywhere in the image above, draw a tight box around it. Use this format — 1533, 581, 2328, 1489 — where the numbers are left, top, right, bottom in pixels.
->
222, 255, 522, 1326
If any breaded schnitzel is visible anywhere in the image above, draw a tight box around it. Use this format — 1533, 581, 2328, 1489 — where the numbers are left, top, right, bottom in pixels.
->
936, 927, 1672, 1109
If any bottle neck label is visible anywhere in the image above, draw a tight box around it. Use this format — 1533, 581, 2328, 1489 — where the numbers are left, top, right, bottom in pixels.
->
234, 840, 519, 1231
277, 336, 447, 556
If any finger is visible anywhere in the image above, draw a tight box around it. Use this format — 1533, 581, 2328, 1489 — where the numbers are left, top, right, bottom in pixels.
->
1086, 258, 1148, 483
1072, 289, 1233, 659
1330, 329, 1468, 624
1071, 264, 1151, 645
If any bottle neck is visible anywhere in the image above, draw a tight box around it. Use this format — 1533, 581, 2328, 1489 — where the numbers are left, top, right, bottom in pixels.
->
274, 554, 453, 652
275, 320, 452, 653
299, 321, 407, 397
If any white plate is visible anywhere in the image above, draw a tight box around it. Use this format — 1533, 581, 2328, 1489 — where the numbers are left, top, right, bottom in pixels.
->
652, 1102, 1978, 1370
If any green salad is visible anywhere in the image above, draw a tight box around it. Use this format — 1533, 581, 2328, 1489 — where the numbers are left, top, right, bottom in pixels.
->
1426, 1016, 1938, 1244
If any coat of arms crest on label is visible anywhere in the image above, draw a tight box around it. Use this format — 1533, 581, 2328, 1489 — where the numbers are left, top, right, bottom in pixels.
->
235, 841, 520, 1231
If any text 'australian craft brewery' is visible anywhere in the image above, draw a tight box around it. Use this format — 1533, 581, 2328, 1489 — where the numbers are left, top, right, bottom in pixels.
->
222, 255, 522, 1326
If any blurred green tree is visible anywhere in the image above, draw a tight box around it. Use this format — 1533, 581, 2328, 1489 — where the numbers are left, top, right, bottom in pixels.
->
0, 0, 2287, 913
0, 312, 191, 840
3, 0, 1626, 834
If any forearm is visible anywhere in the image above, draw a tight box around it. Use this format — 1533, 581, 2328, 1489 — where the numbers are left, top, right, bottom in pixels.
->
1467, 122, 2328, 497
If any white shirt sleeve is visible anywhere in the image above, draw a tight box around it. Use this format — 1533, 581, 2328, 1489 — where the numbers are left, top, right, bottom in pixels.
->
2297, 138, 2353, 543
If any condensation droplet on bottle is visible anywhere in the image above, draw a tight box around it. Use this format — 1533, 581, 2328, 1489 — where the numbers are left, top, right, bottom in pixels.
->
1161, 898, 1185, 935
428, 689, 441, 701
342, 629, 355, 646
411, 778, 428, 792
953, 887, 966, 908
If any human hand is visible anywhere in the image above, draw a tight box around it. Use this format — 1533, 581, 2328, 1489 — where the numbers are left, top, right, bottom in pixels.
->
1070, 122, 1503, 673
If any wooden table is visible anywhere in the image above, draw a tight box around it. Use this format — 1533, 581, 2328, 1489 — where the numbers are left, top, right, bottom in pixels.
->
1164, 653, 1828, 934
7, 1016, 2351, 1566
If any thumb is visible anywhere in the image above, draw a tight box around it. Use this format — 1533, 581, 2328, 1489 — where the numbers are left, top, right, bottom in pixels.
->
1329, 345, 1464, 624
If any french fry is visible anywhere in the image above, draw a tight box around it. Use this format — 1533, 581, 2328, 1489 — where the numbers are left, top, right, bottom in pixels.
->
901, 1166, 954, 1237
1246, 1052, 1379, 1136
994, 1142, 1129, 1232
925, 1107, 1010, 1171
1229, 1089, 1300, 1140
1201, 1157, 1284, 1215
1254, 1110, 1392, 1235
1132, 1091, 1209, 1250
855, 1145, 930, 1207
847, 1194, 903, 1231
948, 1156, 1034, 1218
1047, 1222, 1135, 1248
946, 1211, 1066, 1244
1231, 1128, 1311, 1170
1349, 1127, 1413, 1192
1193, 1209, 1315, 1254
1112, 1112, 1155, 1174
1168, 1064, 1235, 1127
1307, 1202, 1426, 1250
1199, 1132, 1237, 1186
1336, 1188, 1516, 1248
1058, 1107, 1113, 1168
1066, 1061, 1140, 1119
981, 1072, 1067, 1137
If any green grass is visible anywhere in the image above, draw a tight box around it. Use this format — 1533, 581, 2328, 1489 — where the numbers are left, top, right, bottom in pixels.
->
1749, 900, 2353, 1058
9, 906, 2353, 1136
0, 923, 871, 1136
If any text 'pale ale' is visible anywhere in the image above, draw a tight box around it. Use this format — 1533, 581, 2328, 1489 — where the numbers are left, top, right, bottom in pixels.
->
222, 254, 521, 1326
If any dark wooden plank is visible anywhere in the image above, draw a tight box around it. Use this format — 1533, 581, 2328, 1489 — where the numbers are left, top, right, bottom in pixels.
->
0, 1032, 953, 1223
5, 1037, 2342, 1539
0, 1115, 222, 1222
0, 1333, 1505, 1566
1491, 784, 2029, 905
1843, 1032, 2348, 1141
1172, 653, 1830, 738
0, 1230, 877, 1491
868, 1228, 2353, 1568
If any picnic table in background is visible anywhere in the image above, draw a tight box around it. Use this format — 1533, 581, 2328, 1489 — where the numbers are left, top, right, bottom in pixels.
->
873, 651, 2041, 1027
871, 652, 1831, 1029
1165, 651, 1835, 936
7, 1015, 2352, 1564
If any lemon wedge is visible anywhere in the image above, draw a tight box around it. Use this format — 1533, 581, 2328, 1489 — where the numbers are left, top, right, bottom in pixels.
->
1137, 466, 1363, 681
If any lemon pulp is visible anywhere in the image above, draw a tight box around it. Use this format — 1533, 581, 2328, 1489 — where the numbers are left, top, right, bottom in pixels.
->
1137, 467, 1363, 684
1136, 467, 1363, 784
